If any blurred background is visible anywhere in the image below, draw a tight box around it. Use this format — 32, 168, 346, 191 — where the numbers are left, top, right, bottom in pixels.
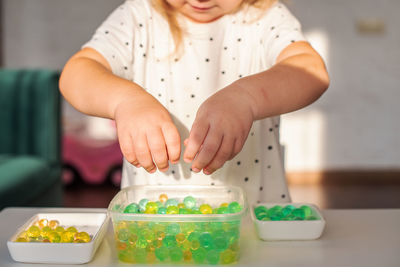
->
0, 0, 399, 210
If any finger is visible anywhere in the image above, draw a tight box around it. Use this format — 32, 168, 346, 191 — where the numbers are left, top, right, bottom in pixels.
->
191, 127, 223, 172
183, 120, 209, 163
147, 127, 169, 172
162, 123, 181, 164
134, 133, 156, 173
203, 135, 235, 175
118, 131, 140, 167
183, 138, 189, 147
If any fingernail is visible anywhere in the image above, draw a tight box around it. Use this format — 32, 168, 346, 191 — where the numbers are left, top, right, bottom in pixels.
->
192, 167, 200, 173
203, 169, 211, 175
184, 157, 192, 163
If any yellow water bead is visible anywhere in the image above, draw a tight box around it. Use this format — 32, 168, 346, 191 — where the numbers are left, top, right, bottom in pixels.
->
27, 226, 41, 238
177, 203, 185, 209
48, 232, 61, 243
61, 231, 75, 243
40, 226, 52, 239
199, 204, 213, 214
15, 237, 27, 242
220, 203, 229, 208
38, 218, 48, 228
74, 231, 91, 243
18, 231, 27, 239
55, 226, 65, 233
66, 226, 78, 233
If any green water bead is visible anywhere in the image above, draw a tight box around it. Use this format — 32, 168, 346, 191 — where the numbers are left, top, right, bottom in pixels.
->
192, 247, 207, 263
166, 206, 179, 214
157, 207, 167, 214
166, 223, 181, 235
139, 199, 149, 211
169, 247, 184, 262
179, 208, 190, 214
188, 231, 200, 241
214, 235, 229, 251
217, 207, 229, 214
199, 232, 213, 248
228, 202, 242, 213
118, 229, 129, 242
291, 208, 305, 219
254, 205, 268, 215
207, 249, 220, 265
137, 237, 148, 248
165, 199, 179, 207
281, 205, 296, 217
306, 215, 319, 220
155, 247, 169, 261
300, 205, 313, 217
183, 196, 196, 209
123, 203, 140, 214
163, 235, 177, 247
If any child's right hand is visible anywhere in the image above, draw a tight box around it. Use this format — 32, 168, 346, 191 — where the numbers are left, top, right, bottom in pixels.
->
114, 94, 181, 173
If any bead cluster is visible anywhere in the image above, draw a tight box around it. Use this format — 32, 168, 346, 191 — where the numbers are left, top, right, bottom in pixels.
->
118, 194, 243, 215
113, 194, 243, 264
254, 204, 319, 221
14, 218, 91, 243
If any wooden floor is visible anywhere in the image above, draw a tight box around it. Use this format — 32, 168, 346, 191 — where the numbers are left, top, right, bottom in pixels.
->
63, 171, 400, 209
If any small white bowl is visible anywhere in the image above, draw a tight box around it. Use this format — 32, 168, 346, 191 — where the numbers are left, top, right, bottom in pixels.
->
251, 203, 326, 241
7, 212, 109, 264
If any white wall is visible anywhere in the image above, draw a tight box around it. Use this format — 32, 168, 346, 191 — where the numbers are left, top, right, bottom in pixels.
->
2, 0, 400, 171
280, 0, 400, 171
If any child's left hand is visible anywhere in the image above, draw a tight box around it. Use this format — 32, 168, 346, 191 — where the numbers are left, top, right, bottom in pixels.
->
183, 83, 256, 174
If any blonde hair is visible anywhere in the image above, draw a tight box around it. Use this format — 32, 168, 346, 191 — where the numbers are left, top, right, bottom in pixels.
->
151, 0, 277, 54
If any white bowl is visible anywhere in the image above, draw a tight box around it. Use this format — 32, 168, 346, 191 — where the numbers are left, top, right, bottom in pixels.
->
251, 203, 326, 241
7, 212, 109, 264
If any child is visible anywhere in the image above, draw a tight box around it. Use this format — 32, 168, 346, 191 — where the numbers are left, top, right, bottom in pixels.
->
60, 0, 329, 204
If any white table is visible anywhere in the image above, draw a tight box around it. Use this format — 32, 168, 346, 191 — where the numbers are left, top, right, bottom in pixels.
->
1, 207, 399, 267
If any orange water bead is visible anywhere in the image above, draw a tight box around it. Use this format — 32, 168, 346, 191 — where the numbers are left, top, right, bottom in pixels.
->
116, 241, 127, 250
156, 231, 165, 240
176, 233, 186, 243
183, 250, 192, 261
191, 240, 200, 250
147, 251, 156, 263
159, 194, 168, 203
48, 220, 59, 229
152, 239, 163, 248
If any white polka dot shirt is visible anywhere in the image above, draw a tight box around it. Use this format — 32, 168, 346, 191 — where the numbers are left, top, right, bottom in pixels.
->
83, 0, 305, 205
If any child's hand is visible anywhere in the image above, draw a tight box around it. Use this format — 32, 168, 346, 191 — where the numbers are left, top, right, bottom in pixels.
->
183, 83, 256, 174
114, 94, 181, 173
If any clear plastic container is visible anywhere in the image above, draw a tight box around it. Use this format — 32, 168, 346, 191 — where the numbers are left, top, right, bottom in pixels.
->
107, 185, 247, 264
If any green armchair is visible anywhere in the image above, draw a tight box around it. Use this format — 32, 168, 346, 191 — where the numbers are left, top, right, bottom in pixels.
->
0, 69, 62, 210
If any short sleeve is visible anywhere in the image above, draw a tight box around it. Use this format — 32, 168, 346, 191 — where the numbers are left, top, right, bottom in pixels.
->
262, 3, 306, 66
82, 1, 135, 79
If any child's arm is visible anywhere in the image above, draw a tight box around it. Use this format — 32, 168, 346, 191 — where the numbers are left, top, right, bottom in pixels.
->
184, 41, 329, 174
60, 48, 181, 173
